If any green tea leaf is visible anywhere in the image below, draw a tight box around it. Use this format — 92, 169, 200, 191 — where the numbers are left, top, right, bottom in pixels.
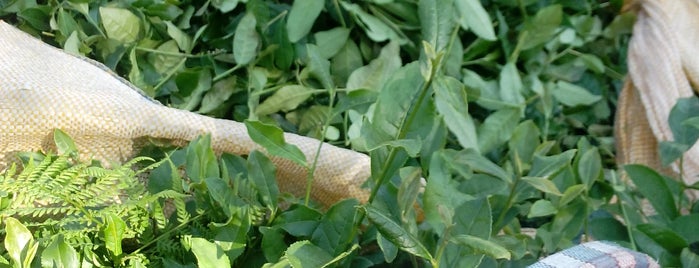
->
508, 120, 541, 165
165, 21, 193, 52
341, 2, 402, 43
311, 199, 358, 255
99, 7, 141, 43
529, 199, 558, 218
519, 5, 562, 50
499, 63, 525, 110
102, 213, 126, 258
529, 149, 576, 179
331, 40, 363, 86
285, 240, 333, 268
41, 235, 79, 268
668, 97, 699, 146
346, 41, 401, 91
245, 120, 308, 167
455, 0, 496, 41
247, 151, 279, 209
577, 147, 601, 189
419, 0, 455, 52
314, 27, 350, 59
234, 13, 259, 65
256, 85, 313, 116
552, 81, 601, 107
682, 248, 699, 268
434, 76, 479, 152
522, 177, 562, 196
306, 44, 335, 89
450, 235, 511, 260
477, 108, 520, 153
53, 129, 78, 155
191, 237, 232, 268
363, 205, 434, 261
287, 0, 324, 42
5, 217, 37, 267
636, 223, 687, 254
624, 165, 679, 221
558, 184, 585, 207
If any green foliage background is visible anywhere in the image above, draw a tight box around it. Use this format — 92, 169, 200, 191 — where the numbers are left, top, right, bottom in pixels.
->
1, 0, 698, 267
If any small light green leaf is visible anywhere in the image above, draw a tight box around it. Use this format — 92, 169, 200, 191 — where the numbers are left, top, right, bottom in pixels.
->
477, 108, 520, 153
450, 235, 511, 260
165, 21, 193, 52
234, 13, 259, 65
519, 5, 562, 50
499, 63, 525, 109
624, 165, 679, 221
314, 27, 351, 59
579, 53, 605, 74
190, 237, 232, 268
552, 81, 601, 107
434, 76, 479, 152
247, 151, 279, 209
256, 85, 313, 116
522, 176, 562, 196
331, 40, 363, 86
363, 205, 434, 261
455, 0, 496, 41
285, 240, 333, 268
682, 248, 699, 268
578, 147, 601, 189
306, 44, 335, 89
5, 217, 37, 267
244, 120, 308, 167
311, 199, 358, 256
103, 213, 126, 258
212, 0, 239, 13
99, 7, 141, 43
340, 2, 402, 43
559, 184, 585, 207
636, 223, 688, 253
668, 97, 699, 146
508, 120, 541, 165
54, 129, 77, 155
287, 0, 324, 42
150, 40, 183, 75
419, 0, 455, 52
41, 235, 79, 268
529, 149, 576, 179
346, 41, 401, 91
199, 76, 238, 114
377, 233, 398, 263
528, 199, 558, 218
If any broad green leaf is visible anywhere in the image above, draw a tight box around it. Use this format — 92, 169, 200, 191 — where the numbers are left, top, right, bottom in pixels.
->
558, 184, 585, 207
579, 53, 605, 74
670, 214, 699, 244
150, 40, 183, 75
54, 129, 77, 155
477, 108, 520, 153
577, 147, 601, 189
311, 199, 358, 256
499, 63, 525, 110
260, 227, 286, 263
444, 149, 511, 183
363, 206, 434, 261
314, 27, 350, 59
306, 44, 335, 89
99, 7, 141, 43
528, 199, 557, 218
199, 76, 238, 114
424, 151, 474, 233
212, 0, 238, 13
174, 68, 212, 111
624, 165, 679, 221
287, 0, 324, 42
450, 235, 511, 260
589, 217, 629, 242
397, 167, 422, 221
529, 149, 576, 179
244, 120, 308, 167
434, 76, 479, 152
185, 135, 220, 183
419, 0, 455, 52
340, 2, 402, 43
377, 233, 398, 263
256, 85, 313, 116
331, 40, 363, 86
668, 97, 699, 146
234, 13, 259, 65
5, 217, 37, 268
165, 21, 193, 52
285, 240, 333, 268
508, 120, 540, 165
205, 177, 240, 219
247, 151, 279, 212
455, 0, 496, 40
636, 224, 687, 254
346, 41, 401, 91
190, 237, 232, 268
102, 213, 126, 258
56, 8, 79, 37
41, 235, 79, 268
682, 248, 699, 268
519, 5, 562, 50
522, 177, 562, 196
552, 81, 601, 106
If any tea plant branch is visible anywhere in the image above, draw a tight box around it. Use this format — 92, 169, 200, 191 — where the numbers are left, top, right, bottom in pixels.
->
305, 87, 337, 206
